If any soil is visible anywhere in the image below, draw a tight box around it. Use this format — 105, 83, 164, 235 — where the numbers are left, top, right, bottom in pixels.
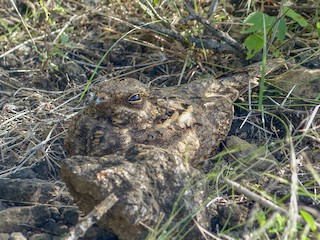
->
0, 0, 319, 239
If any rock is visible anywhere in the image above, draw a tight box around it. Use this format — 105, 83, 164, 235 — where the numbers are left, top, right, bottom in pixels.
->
7, 168, 37, 179
62, 208, 79, 226
28, 234, 52, 240
271, 67, 320, 99
62, 144, 209, 240
60, 61, 88, 88
0, 233, 10, 240
0, 205, 50, 233
0, 54, 22, 69
0, 179, 67, 204
42, 220, 69, 236
225, 136, 278, 173
8, 232, 26, 240
217, 203, 250, 227
48, 207, 61, 222
83, 225, 118, 240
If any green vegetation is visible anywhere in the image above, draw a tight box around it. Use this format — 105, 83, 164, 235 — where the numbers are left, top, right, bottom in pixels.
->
241, 7, 310, 59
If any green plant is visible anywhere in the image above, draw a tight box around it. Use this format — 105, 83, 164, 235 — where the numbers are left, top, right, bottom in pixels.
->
300, 210, 317, 232
256, 211, 289, 235
241, 7, 308, 59
316, 22, 320, 38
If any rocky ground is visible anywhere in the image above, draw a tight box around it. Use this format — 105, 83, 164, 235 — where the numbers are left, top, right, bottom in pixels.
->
0, 0, 319, 239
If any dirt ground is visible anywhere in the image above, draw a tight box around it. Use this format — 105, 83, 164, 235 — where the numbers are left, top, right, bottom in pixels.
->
0, 0, 319, 239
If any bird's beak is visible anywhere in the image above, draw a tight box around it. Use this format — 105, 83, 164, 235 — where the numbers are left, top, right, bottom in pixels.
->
95, 97, 103, 104
95, 94, 109, 105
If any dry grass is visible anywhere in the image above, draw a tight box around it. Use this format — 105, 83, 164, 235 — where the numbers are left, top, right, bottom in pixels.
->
0, 0, 319, 239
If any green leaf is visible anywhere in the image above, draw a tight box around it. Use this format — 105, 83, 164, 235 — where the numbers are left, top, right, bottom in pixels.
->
241, 12, 275, 34
301, 236, 311, 240
282, 6, 308, 27
256, 211, 266, 227
268, 214, 287, 233
244, 33, 263, 60
316, 22, 320, 38
274, 49, 282, 57
60, 32, 69, 44
275, 18, 286, 43
54, 5, 67, 14
300, 210, 317, 232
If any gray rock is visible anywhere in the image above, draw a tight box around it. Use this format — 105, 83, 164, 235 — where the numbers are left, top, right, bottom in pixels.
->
62, 208, 79, 226
83, 226, 117, 240
42, 220, 68, 236
8, 232, 26, 240
28, 234, 52, 240
0, 205, 50, 233
226, 136, 278, 172
0, 233, 10, 240
48, 207, 61, 222
271, 67, 320, 99
0, 179, 61, 203
62, 144, 209, 240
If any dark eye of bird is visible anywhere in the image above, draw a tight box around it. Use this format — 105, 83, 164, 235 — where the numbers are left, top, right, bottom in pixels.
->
128, 94, 142, 103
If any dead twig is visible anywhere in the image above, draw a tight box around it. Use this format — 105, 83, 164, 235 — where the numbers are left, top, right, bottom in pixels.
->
129, 19, 238, 55
224, 178, 289, 215
183, 1, 246, 58
66, 193, 119, 240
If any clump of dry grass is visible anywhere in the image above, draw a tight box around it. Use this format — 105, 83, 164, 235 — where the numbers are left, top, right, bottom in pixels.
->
0, 82, 85, 178
0, 0, 319, 239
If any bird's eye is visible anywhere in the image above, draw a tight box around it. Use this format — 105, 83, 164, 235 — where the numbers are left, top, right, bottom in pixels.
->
128, 94, 142, 103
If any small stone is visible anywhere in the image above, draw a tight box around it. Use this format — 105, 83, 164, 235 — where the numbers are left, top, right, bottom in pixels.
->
0, 233, 10, 240
42, 219, 58, 233
0, 179, 61, 204
8, 169, 36, 179
272, 67, 320, 99
225, 136, 278, 172
0, 205, 50, 232
54, 225, 69, 236
28, 234, 52, 240
42, 220, 68, 236
32, 205, 51, 228
49, 207, 61, 222
83, 225, 118, 240
62, 209, 79, 226
8, 232, 27, 240
0, 54, 22, 69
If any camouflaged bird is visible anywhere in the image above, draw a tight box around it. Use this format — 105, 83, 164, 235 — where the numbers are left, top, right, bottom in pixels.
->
64, 59, 284, 166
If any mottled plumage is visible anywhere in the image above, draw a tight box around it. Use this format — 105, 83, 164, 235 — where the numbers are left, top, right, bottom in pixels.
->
64, 59, 283, 165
